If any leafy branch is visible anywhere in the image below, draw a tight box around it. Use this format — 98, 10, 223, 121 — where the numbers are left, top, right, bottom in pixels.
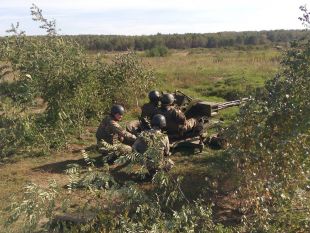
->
30, 4, 58, 36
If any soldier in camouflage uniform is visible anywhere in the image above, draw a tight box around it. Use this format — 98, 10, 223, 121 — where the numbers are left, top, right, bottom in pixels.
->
132, 114, 174, 176
141, 90, 161, 120
96, 105, 136, 161
159, 93, 201, 139
127, 90, 161, 135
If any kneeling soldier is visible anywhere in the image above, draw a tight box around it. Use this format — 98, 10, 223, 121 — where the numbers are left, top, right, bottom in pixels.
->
133, 114, 174, 176
96, 105, 136, 161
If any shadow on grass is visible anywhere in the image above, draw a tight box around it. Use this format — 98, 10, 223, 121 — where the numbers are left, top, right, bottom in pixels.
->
32, 146, 237, 203
199, 151, 234, 173
172, 145, 197, 156
32, 153, 148, 185
171, 149, 241, 225
32, 154, 104, 174
172, 149, 236, 200
110, 169, 147, 185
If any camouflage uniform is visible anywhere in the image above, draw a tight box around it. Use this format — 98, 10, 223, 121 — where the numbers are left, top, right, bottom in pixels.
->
132, 129, 173, 174
160, 106, 198, 137
126, 119, 141, 136
126, 102, 159, 135
96, 115, 136, 156
141, 102, 160, 120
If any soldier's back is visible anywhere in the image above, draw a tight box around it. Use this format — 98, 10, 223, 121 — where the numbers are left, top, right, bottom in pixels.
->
141, 103, 159, 120
133, 129, 169, 156
133, 129, 171, 175
159, 106, 186, 135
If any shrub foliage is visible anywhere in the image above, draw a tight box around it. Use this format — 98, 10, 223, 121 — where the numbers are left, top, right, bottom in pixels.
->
223, 6, 310, 232
0, 5, 155, 159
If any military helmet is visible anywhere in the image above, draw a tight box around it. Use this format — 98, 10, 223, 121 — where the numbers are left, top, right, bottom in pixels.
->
148, 90, 160, 103
151, 114, 166, 129
111, 104, 125, 116
161, 93, 175, 106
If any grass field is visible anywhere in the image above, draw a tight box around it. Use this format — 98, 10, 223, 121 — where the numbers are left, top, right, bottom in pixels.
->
0, 47, 282, 231
142, 47, 280, 101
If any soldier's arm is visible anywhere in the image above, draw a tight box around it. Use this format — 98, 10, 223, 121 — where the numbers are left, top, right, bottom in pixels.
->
111, 121, 123, 135
140, 104, 148, 119
111, 121, 136, 142
173, 109, 186, 124
123, 130, 137, 141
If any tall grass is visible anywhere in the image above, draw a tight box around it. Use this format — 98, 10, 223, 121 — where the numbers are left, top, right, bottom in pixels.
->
141, 48, 281, 100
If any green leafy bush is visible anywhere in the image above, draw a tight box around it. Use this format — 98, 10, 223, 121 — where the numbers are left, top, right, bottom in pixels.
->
223, 7, 310, 232
0, 5, 156, 160
145, 45, 169, 57
96, 52, 156, 108
5, 181, 59, 233
56, 172, 230, 233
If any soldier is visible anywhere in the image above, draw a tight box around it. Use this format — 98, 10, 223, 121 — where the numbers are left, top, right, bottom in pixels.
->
127, 90, 161, 135
96, 105, 136, 161
141, 90, 161, 120
132, 114, 173, 176
160, 93, 202, 139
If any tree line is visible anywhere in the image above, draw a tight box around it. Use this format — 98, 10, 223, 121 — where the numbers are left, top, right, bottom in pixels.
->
63, 30, 310, 51
1, 30, 308, 52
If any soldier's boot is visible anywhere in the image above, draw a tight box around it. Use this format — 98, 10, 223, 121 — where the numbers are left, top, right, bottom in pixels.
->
104, 153, 118, 164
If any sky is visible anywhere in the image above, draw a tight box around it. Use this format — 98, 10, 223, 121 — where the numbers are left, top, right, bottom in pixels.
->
0, 0, 309, 36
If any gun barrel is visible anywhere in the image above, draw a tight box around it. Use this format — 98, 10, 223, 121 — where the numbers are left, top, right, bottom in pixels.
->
175, 90, 193, 101
214, 98, 248, 110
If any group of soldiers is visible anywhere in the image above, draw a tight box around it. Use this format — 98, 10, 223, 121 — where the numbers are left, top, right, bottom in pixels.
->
95, 90, 205, 176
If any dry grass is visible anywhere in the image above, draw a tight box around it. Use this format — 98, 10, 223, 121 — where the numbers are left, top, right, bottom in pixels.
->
142, 48, 280, 98
93, 47, 281, 100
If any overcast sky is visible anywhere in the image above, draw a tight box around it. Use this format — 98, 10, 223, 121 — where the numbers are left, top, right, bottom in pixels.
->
0, 0, 309, 35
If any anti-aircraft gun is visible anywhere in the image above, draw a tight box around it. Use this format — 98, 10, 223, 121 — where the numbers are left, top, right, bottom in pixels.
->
173, 90, 247, 118
170, 90, 248, 152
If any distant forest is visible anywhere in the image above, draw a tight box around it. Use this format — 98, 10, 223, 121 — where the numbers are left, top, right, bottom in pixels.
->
1, 30, 309, 51
65, 30, 310, 51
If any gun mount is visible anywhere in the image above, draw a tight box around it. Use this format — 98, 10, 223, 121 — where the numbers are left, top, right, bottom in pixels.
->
173, 90, 247, 118
127, 90, 248, 153
168, 90, 248, 152
184, 98, 248, 118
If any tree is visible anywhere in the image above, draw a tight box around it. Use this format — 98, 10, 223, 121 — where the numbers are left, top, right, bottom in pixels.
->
224, 6, 310, 232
